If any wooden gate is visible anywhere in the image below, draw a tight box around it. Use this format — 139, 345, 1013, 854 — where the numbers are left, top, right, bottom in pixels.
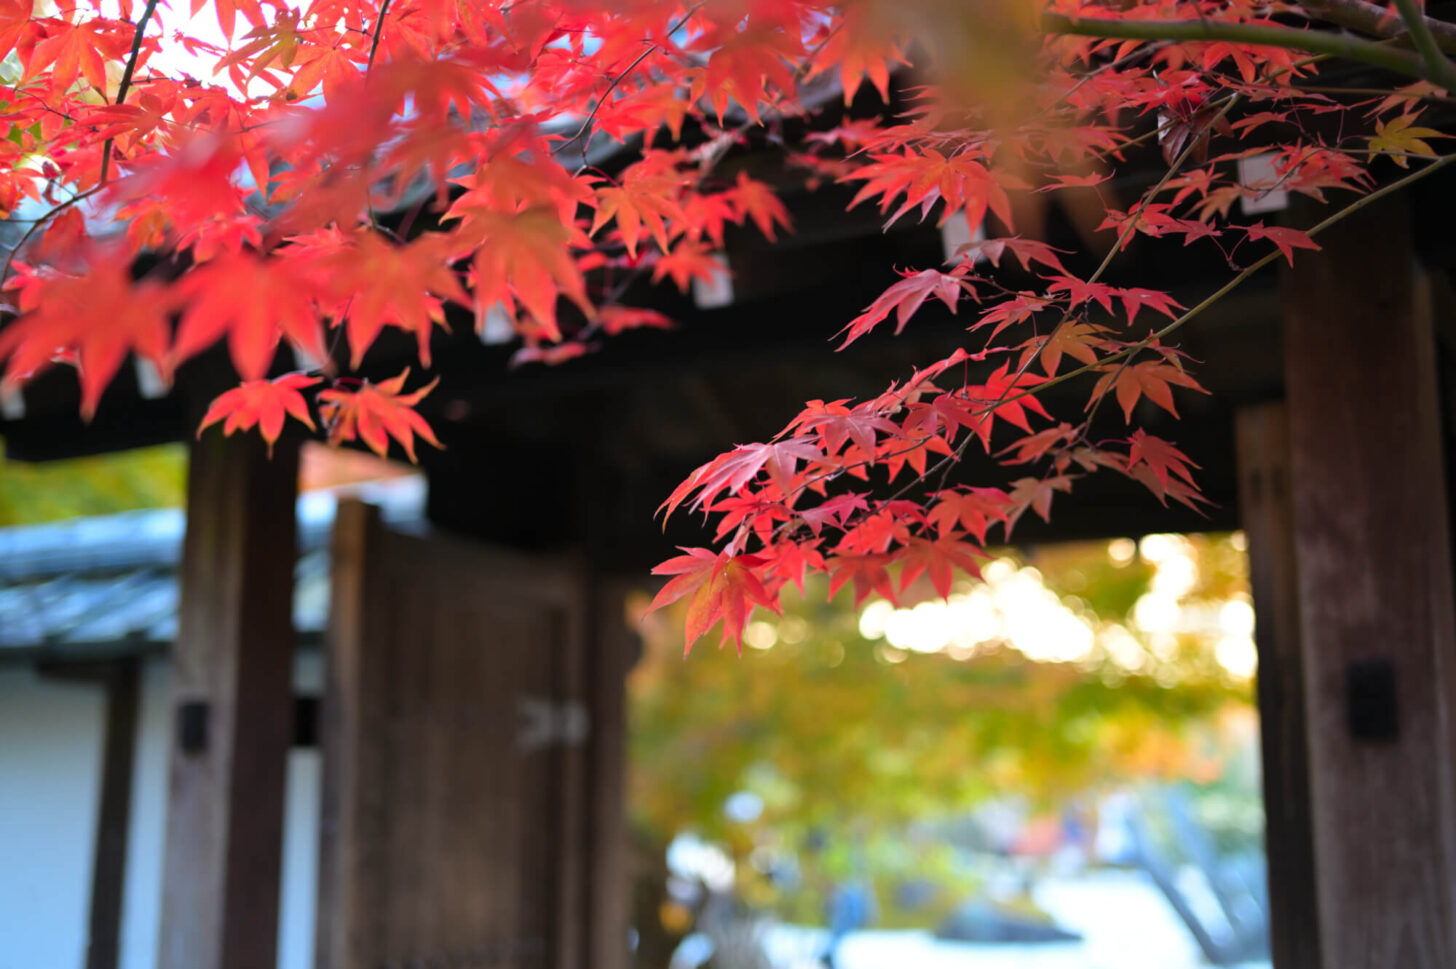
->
315, 500, 600, 969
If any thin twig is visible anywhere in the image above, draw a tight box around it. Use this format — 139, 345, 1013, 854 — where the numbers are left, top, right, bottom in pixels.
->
1, 187, 105, 284
366, 0, 393, 74
98, 0, 162, 186
556, 2, 706, 161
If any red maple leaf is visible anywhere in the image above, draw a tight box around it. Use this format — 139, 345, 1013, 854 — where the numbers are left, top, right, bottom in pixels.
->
899, 535, 988, 598
839, 268, 969, 348
646, 547, 780, 654
927, 487, 1015, 544
1244, 222, 1321, 266
826, 553, 899, 607
1004, 474, 1078, 536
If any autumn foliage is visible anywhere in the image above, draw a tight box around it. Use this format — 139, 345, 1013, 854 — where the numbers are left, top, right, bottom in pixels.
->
0, 0, 1451, 650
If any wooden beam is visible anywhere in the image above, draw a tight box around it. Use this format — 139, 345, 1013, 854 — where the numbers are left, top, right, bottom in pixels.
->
1283, 200, 1456, 968
158, 433, 299, 969
1235, 404, 1321, 969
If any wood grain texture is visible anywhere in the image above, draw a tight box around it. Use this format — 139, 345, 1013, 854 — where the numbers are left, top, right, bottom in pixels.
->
1284, 201, 1456, 969
1235, 404, 1322, 969
158, 434, 299, 969
317, 502, 601, 969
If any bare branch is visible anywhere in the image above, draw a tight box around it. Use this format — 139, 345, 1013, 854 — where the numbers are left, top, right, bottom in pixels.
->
1299, 0, 1456, 57
1388, 0, 1456, 86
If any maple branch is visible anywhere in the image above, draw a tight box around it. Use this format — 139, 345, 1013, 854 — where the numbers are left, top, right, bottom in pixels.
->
98, 0, 162, 187
971, 151, 1456, 419
1041, 13, 1437, 84
836, 151, 1456, 519
1298, 0, 1456, 56
1295, 84, 1456, 103
1388, 0, 1456, 87
764, 93, 1238, 520
1, 186, 104, 283
367, 0, 393, 73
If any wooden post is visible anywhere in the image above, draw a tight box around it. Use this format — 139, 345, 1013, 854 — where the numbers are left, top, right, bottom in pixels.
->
583, 578, 636, 969
1235, 405, 1321, 969
158, 433, 299, 969
1283, 200, 1456, 968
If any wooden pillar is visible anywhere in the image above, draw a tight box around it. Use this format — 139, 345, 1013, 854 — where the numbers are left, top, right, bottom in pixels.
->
583, 579, 636, 969
158, 433, 299, 969
1235, 405, 1321, 969
1284, 200, 1456, 967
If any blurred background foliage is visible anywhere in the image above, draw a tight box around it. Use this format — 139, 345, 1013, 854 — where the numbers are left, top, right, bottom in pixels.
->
627, 533, 1261, 943
0, 442, 185, 526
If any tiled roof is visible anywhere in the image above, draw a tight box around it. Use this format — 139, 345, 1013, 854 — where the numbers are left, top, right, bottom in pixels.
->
0, 477, 426, 660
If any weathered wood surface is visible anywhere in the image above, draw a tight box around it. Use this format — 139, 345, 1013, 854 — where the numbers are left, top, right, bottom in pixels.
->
317, 501, 602, 969
158, 434, 299, 969
1284, 201, 1456, 969
1235, 404, 1321, 969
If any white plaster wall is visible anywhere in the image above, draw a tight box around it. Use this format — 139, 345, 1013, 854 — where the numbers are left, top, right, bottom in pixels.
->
3, 653, 322, 969
0, 666, 106, 969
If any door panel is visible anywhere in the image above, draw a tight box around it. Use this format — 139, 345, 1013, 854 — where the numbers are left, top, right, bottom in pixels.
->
316, 500, 587, 969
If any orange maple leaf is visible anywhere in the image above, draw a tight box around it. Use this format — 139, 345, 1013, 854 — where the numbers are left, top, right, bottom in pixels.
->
0, 263, 170, 419
1089, 360, 1208, 422
198, 374, 319, 455
806, 3, 906, 104
322, 232, 468, 369
590, 170, 685, 259
170, 252, 327, 381
317, 368, 443, 463
731, 172, 792, 241
451, 206, 591, 341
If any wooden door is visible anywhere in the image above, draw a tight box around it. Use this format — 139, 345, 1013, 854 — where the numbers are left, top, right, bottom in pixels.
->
315, 500, 590, 969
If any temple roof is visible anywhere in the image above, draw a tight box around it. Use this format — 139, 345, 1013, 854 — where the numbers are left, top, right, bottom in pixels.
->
0, 476, 426, 662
